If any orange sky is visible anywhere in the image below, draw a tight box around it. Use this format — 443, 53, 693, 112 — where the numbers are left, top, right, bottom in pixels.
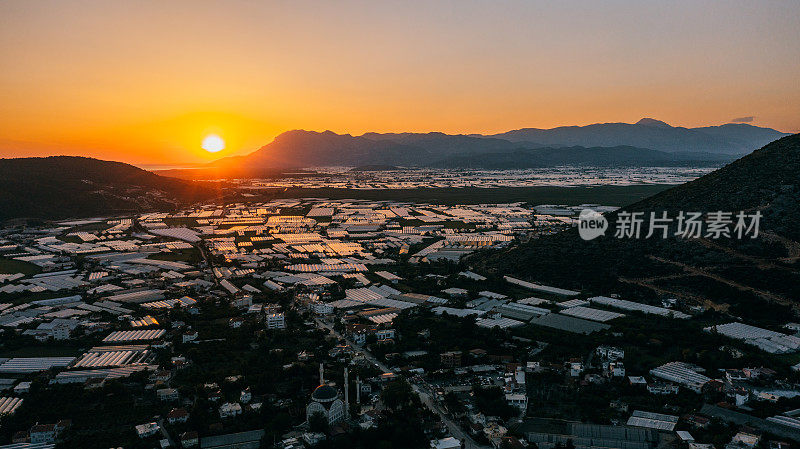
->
1, 0, 798, 165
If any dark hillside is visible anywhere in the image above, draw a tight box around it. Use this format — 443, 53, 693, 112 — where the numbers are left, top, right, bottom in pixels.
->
0, 156, 216, 220
470, 134, 800, 317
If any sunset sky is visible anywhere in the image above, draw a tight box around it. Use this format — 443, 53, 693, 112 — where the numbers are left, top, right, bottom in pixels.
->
1, 0, 798, 165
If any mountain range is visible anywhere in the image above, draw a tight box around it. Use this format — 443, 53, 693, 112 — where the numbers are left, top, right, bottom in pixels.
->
483, 118, 787, 154
188, 119, 788, 175
0, 123, 793, 222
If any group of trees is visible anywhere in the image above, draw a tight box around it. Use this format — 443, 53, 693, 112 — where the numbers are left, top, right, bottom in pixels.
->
473, 386, 517, 421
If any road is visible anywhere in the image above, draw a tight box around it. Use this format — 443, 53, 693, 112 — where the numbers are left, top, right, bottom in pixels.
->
157, 417, 175, 447
314, 318, 488, 449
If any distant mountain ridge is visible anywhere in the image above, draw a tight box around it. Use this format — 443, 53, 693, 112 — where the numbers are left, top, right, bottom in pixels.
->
201, 119, 788, 172
485, 118, 787, 155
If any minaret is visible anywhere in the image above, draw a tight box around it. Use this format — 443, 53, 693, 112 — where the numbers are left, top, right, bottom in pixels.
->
356, 376, 361, 404
319, 363, 324, 385
344, 367, 350, 417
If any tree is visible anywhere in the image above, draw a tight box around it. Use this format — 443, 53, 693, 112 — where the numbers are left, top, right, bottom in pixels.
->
473, 386, 516, 421
380, 379, 414, 411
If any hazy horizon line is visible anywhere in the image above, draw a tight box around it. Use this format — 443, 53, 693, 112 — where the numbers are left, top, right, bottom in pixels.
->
1, 117, 796, 167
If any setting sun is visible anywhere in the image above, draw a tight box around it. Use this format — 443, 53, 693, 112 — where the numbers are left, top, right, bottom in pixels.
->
201, 134, 225, 153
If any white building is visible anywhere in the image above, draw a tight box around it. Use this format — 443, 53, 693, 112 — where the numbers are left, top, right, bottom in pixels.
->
229, 317, 244, 328
569, 362, 584, 377
232, 294, 252, 309
135, 422, 160, 438
596, 346, 624, 361
431, 437, 462, 449
52, 323, 73, 340
650, 362, 711, 393
505, 393, 528, 411
240, 388, 252, 404
375, 329, 395, 342
312, 302, 334, 315
182, 331, 198, 343
647, 383, 679, 395
157, 388, 179, 401
219, 402, 242, 418
609, 362, 626, 377
267, 313, 286, 330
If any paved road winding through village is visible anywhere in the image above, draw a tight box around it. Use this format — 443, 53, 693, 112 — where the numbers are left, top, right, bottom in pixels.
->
314, 318, 488, 449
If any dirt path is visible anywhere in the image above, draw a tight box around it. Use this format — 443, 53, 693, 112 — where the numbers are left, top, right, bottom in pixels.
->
618, 274, 727, 311
647, 255, 793, 308
761, 232, 800, 263
697, 237, 798, 270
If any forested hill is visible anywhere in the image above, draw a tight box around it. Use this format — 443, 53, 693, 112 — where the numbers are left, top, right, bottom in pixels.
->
0, 156, 216, 221
469, 134, 800, 320
623, 134, 800, 238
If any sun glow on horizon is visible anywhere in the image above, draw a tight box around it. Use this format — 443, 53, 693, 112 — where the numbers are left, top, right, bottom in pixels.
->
201, 134, 225, 153
0, 2, 798, 165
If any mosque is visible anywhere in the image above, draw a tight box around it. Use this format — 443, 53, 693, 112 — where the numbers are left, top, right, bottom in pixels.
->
307, 364, 360, 426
